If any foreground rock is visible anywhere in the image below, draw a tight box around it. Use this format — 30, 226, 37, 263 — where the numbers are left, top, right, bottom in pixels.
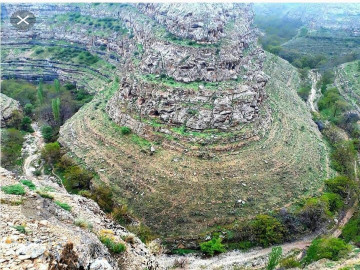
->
0, 167, 160, 270
0, 93, 22, 128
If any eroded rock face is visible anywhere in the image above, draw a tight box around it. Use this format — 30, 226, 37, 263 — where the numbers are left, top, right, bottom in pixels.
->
136, 3, 252, 43
107, 3, 268, 133
0, 167, 160, 270
0, 93, 22, 128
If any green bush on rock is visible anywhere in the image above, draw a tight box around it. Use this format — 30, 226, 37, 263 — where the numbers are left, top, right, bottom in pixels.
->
200, 237, 226, 256
1, 184, 26, 195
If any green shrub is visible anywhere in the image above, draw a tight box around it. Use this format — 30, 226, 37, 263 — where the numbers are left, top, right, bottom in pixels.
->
238, 241, 255, 250
342, 214, 360, 246
41, 125, 53, 142
24, 103, 34, 116
99, 235, 126, 253
1, 128, 25, 169
13, 225, 26, 234
55, 201, 71, 211
251, 215, 287, 247
330, 141, 357, 178
33, 169, 42, 176
298, 197, 329, 231
325, 176, 356, 199
267, 247, 282, 270
320, 192, 344, 213
120, 126, 131, 135
21, 116, 34, 132
200, 237, 226, 256
280, 256, 301, 269
302, 237, 351, 265
64, 165, 93, 191
1, 184, 25, 195
41, 142, 61, 164
20, 180, 36, 190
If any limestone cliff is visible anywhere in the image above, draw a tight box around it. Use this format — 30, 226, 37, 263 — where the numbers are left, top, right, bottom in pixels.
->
0, 94, 22, 128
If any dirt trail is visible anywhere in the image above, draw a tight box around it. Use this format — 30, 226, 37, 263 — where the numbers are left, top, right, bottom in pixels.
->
307, 70, 318, 112
158, 234, 317, 269
23, 123, 44, 182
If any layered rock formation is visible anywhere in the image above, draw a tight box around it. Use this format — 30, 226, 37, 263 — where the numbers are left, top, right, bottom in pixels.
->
1, 3, 328, 244
107, 3, 268, 133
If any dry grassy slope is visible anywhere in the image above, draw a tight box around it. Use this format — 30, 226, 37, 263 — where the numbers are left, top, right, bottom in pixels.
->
59, 53, 329, 238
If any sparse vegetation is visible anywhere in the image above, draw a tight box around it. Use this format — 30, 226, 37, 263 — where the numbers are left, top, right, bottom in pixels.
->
13, 225, 26, 234
267, 247, 282, 270
37, 190, 54, 200
98, 231, 126, 253
20, 180, 36, 191
55, 201, 72, 211
74, 218, 93, 230
1, 184, 26, 195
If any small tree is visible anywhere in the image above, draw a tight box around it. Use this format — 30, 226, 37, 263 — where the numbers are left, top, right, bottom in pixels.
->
24, 103, 34, 116
325, 176, 356, 199
54, 79, 60, 93
41, 125, 53, 142
200, 237, 226, 256
267, 247, 282, 270
41, 142, 61, 165
52, 98, 61, 123
251, 215, 287, 247
64, 165, 93, 190
21, 116, 34, 132
331, 141, 357, 178
37, 80, 44, 104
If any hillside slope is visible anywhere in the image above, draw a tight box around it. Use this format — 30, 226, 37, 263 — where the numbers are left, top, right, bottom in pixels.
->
59, 52, 329, 239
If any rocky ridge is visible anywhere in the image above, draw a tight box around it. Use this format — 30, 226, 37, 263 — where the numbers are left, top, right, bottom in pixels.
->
0, 165, 159, 269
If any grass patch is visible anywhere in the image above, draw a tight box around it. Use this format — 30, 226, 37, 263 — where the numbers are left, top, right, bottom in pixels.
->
131, 134, 151, 148
1, 184, 25, 195
99, 235, 126, 253
37, 190, 54, 200
20, 180, 36, 191
74, 218, 93, 230
120, 126, 131, 135
55, 201, 72, 211
13, 225, 26, 234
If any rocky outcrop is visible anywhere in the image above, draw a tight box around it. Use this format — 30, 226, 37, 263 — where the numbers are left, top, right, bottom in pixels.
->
136, 3, 252, 43
106, 3, 268, 133
0, 93, 22, 127
0, 167, 160, 270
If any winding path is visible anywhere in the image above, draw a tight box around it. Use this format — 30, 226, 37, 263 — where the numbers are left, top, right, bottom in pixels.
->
23, 123, 44, 183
